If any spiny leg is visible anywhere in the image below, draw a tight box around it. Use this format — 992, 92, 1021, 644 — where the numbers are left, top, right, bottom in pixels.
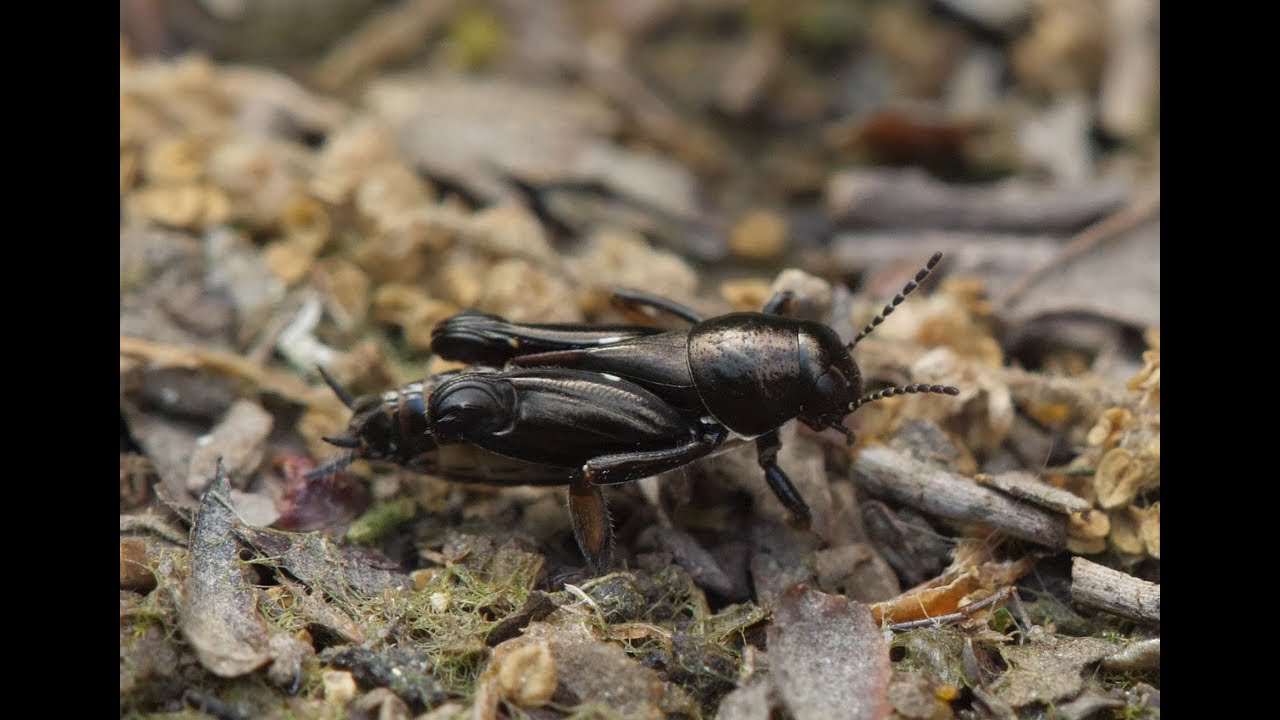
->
570, 432, 724, 574
568, 472, 613, 576
848, 251, 943, 349
610, 288, 704, 325
755, 429, 812, 529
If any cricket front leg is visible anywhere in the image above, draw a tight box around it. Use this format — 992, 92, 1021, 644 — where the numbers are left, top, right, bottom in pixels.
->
755, 429, 812, 529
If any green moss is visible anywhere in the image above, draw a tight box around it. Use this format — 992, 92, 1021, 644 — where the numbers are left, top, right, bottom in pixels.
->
890, 627, 970, 688
338, 541, 543, 699
346, 498, 418, 545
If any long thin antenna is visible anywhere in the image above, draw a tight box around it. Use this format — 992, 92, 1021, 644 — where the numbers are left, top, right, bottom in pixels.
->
304, 454, 353, 480
848, 384, 959, 412
847, 251, 944, 349
317, 366, 356, 409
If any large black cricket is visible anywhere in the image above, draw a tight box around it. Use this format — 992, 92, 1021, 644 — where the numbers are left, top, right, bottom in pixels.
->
317, 252, 959, 573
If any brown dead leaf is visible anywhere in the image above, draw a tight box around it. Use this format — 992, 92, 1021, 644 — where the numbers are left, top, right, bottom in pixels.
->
1131, 503, 1159, 558
1086, 407, 1137, 451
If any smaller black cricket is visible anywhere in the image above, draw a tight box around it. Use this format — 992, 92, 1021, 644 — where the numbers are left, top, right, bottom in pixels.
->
320, 252, 959, 573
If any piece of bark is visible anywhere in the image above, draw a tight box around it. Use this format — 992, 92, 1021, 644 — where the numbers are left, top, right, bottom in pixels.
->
852, 446, 1067, 548
1070, 557, 1160, 624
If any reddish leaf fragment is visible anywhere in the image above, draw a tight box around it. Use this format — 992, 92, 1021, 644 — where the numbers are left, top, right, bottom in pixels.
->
271, 454, 371, 532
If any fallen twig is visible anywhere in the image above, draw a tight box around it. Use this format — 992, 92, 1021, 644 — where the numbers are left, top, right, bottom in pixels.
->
1070, 556, 1160, 624
999, 190, 1160, 308
886, 587, 1012, 632
852, 445, 1068, 548
826, 168, 1130, 233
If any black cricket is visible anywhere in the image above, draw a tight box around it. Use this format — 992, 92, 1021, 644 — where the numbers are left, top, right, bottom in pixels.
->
318, 252, 959, 573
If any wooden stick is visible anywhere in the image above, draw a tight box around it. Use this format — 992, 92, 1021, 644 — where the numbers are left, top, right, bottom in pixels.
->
1070, 557, 1160, 624
826, 168, 1130, 233
852, 445, 1068, 548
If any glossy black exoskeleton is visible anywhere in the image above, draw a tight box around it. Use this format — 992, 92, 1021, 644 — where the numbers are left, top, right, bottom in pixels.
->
320, 253, 958, 574
430, 252, 960, 533
314, 368, 571, 486
314, 365, 735, 571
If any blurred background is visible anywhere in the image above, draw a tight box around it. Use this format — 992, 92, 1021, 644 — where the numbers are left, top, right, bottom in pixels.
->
121, 0, 1159, 380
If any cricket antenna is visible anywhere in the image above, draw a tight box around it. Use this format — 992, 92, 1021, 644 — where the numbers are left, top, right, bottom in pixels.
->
304, 454, 354, 480
848, 383, 959, 413
317, 366, 357, 409
847, 251, 944, 350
